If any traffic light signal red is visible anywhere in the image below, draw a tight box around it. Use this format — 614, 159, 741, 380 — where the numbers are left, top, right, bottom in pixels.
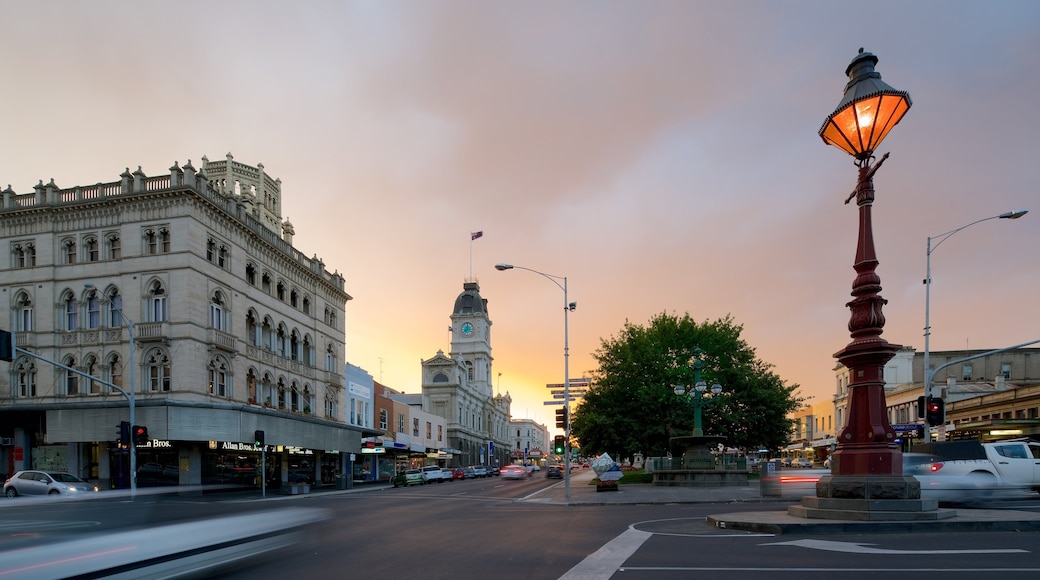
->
925, 397, 945, 426
131, 425, 148, 446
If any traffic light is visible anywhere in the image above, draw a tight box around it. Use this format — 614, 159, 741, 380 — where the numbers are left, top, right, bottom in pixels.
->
553, 435, 565, 455
917, 395, 927, 419
118, 421, 130, 445
925, 397, 945, 426
0, 330, 13, 362
254, 430, 265, 447
131, 425, 149, 446
555, 408, 566, 429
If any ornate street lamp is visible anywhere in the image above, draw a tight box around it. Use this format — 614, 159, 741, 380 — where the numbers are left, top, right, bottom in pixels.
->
673, 348, 723, 438
818, 49, 914, 494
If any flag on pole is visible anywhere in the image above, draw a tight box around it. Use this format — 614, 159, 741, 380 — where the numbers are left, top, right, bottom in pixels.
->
471, 231, 483, 240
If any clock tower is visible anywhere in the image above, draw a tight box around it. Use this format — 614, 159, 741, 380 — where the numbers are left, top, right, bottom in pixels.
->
450, 281, 493, 397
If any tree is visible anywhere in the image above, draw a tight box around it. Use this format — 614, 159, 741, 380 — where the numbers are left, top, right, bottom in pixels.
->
571, 312, 801, 462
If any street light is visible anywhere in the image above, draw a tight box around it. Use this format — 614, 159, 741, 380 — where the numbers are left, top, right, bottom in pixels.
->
495, 262, 575, 503
673, 348, 722, 437
819, 49, 910, 483
922, 209, 1028, 442
85, 283, 137, 495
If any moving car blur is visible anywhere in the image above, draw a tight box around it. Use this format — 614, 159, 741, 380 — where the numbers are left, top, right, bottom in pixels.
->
545, 465, 563, 479
3, 470, 99, 497
500, 464, 527, 479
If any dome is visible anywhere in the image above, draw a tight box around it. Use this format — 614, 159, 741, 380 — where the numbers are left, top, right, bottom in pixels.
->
453, 282, 488, 316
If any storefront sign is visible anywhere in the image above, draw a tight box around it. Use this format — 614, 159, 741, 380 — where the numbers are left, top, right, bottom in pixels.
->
361, 447, 386, 454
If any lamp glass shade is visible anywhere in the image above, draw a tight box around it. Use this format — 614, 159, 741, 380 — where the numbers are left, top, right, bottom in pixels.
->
821, 92, 910, 159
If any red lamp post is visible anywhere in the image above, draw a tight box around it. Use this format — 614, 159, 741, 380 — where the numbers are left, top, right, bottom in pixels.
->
819, 49, 915, 492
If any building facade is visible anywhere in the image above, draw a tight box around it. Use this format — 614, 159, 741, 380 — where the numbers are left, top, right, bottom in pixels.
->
509, 417, 550, 466
0, 154, 377, 489
421, 281, 512, 467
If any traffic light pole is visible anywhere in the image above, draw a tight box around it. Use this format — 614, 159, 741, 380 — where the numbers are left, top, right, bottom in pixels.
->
12, 343, 138, 497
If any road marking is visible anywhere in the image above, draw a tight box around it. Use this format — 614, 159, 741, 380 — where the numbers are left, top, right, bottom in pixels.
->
764, 539, 1028, 554
559, 527, 652, 580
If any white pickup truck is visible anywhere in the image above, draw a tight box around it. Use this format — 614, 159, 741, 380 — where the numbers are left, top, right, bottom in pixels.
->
420, 466, 450, 483
910, 439, 1040, 492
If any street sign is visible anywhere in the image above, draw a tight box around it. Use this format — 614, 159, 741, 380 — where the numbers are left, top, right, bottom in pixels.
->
543, 401, 566, 405
545, 379, 592, 389
552, 394, 582, 399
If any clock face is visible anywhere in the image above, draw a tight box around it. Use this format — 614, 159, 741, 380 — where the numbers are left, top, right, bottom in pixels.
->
461, 322, 474, 336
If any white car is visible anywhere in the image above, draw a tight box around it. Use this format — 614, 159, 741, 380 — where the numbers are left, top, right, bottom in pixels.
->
792, 458, 812, 468
420, 466, 448, 483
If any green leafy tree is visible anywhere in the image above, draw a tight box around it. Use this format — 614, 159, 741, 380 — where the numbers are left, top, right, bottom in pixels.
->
571, 312, 801, 463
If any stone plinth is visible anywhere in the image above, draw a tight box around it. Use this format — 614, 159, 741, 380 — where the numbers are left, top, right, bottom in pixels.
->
789, 474, 955, 521
653, 469, 748, 487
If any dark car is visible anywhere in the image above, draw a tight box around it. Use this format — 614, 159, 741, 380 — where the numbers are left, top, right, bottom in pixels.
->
4, 470, 99, 497
546, 465, 564, 479
488, 466, 500, 476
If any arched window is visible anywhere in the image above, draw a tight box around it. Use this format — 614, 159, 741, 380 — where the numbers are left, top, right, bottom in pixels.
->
15, 291, 33, 332
210, 291, 226, 330
465, 361, 474, 381
277, 378, 286, 409
276, 323, 287, 357
206, 238, 216, 262
63, 238, 77, 264
247, 369, 258, 403
16, 358, 36, 397
261, 273, 272, 294
290, 381, 301, 411
107, 289, 124, 328
64, 293, 78, 331
147, 280, 167, 322
303, 334, 313, 366
85, 237, 99, 262
246, 310, 260, 346
302, 297, 310, 315
290, 289, 299, 308
325, 388, 339, 420
105, 233, 120, 260
208, 355, 231, 398
146, 349, 171, 392
218, 245, 228, 269
290, 329, 301, 361
276, 281, 285, 301
246, 263, 256, 286
86, 288, 101, 329
326, 345, 337, 372
262, 372, 273, 407
63, 355, 79, 395
159, 227, 170, 253
107, 352, 124, 395
263, 316, 275, 351
85, 354, 101, 394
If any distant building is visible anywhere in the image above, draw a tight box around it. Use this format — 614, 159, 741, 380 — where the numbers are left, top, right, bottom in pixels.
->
421, 281, 511, 467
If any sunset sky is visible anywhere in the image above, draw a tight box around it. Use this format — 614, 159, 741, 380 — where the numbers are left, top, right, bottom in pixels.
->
3, 1, 1038, 432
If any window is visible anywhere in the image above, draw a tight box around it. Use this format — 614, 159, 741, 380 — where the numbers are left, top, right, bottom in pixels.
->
962, 364, 973, 381
106, 234, 120, 260
302, 297, 310, 315
426, 422, 431, 439
108, 353, 124, 395
276, 324, 287, 357
325, 389, 338, 419
397, 413, 405, 433
85, 355, 101, 394
160, 228, 170, 253
261, 273, 272, 294
63, 238, 77, 264
16, 359, 36, 397
326, 345, 336, 372
144, 227, 170, 255
290, 330, 301, 361
246, 311, 260, 346
64, 294, 78, 331
262, 316, 274, 350
303, 335, 314, 366
290, 289, 299, 308
146, 350, 171, 392
466, 361, 474, 381
64, 355, 79, 395
146, 229, 158, 254
1001, 362, 1012, 380
13, 242, 35, 268
85, 237, 99, 262
290, 381, 300, 411
209, 356, 230, 398
217, 245, 228, 269
210, 292, 226, 330
15, 292, 32, 332
86, 289, 101, 329
413, 417, 419, 437
206, 238, 216, 262
379, 409, 388, 430
108, 290, 124, 328
246, 263, 256, 286
438, 425, 442, 442
148, 281, 167, 322
277, 282, 285, 301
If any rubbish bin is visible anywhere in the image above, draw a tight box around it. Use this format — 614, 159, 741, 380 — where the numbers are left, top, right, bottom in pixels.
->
335, 475, 348, 490
759, 460, 782, 497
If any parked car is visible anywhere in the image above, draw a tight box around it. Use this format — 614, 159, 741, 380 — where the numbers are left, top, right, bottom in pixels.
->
546, 465, 564, 479
451, 467, 466, 480
791, 458, 812, 468
488, 466, 500, 476
391, 469, 424, 488
463, 467, 477, 479
472, 466, 488, 478
421, 466, 448, 483
3, 470, 99, 497
500, 465, 527, 480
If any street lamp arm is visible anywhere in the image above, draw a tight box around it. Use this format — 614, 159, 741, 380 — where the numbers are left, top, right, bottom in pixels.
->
929, 210, 1028, 254
494, 263, 566, 293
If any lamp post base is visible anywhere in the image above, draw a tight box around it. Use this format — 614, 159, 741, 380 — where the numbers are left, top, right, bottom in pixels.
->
789, 474, 955, 521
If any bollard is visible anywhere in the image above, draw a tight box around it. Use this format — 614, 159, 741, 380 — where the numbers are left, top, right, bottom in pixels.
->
759, 459, 782, 497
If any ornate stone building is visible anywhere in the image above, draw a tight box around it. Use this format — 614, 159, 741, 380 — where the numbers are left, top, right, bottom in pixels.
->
0, 153, 376, 488
421, 281, 511, 467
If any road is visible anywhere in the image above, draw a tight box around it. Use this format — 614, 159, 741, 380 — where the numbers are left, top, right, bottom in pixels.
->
3, 473, 1040, 579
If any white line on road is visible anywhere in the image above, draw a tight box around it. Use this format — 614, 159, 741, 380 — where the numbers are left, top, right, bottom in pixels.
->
764, 538, 1028, 554
559, 527, 652, 580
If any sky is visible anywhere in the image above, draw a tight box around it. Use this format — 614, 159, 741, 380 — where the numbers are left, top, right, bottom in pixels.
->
2, 1, 1039, 432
